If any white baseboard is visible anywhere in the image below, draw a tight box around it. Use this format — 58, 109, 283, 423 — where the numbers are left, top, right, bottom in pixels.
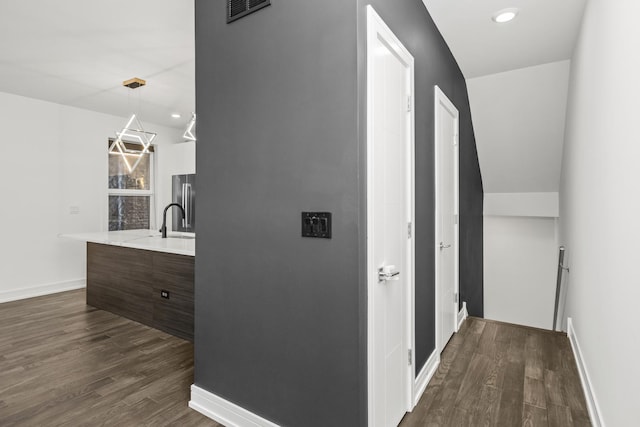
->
566, 318, 605, 427
0, 278, 86, 304
457, 301, 468, 330
190, 384, 280, 427
413, 349, 440, 407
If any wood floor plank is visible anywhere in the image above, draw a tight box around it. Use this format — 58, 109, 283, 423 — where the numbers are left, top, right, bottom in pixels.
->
454, 353, 492, 411
497, 384, 524, 427
448, 407, 472, 426
467, 317, 487, 336
524, 376, 548, 409
524, 333, 545, 380
423, 383, 460, 427
476, 322, 498, 357
427, 342, 457, 388
508, 327, 527, 364
542, 334, 563, 372
494, 323, 515, 343
422, 355, 473, 427
543, 369, 566, 406
469, 385, 502, 426
548, 403, 574, 427
485, 339, 509, 389
523, 403, 549, 427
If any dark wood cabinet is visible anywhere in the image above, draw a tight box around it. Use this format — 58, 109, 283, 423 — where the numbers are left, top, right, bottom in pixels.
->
87, 243, 194, 341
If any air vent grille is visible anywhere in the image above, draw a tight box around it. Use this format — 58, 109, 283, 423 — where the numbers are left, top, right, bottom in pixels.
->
227, 0, 270, 23
229, 0, 246, 18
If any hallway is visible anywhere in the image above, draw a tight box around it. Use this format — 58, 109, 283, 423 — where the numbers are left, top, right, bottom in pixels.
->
401, 317, 590, 426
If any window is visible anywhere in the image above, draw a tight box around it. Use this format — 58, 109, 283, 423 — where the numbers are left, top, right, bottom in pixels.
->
108, 141, 155, 231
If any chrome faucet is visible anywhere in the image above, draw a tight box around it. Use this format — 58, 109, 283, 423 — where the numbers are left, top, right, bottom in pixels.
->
160, 203, 185, 238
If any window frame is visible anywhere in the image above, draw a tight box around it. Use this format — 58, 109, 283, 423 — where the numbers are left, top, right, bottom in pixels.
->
108, 141, 156, 230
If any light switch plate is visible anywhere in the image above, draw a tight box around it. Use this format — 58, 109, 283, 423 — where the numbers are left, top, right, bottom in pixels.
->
301, 212, 332, 239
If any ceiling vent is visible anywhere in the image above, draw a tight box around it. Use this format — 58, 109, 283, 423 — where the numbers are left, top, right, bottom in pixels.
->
228, 0, 270, 23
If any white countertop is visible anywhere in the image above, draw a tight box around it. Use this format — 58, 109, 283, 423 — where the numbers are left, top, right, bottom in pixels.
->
60, 229, 195, 257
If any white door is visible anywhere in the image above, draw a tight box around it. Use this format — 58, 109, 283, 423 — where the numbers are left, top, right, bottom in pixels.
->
367, 6, 415, 427
434, 86, 459, 353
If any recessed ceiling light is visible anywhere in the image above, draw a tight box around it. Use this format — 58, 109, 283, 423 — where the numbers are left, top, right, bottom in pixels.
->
171, 113, 181, 119
492, 8, 519, 24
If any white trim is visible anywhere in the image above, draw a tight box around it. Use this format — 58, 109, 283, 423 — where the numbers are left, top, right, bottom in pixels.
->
434, 85, 460, 353
0, 279, 85, 304
413, 349, 440, 407
406, 21, 417, 418
566, 318, 605, 427
107, 189, 154, 196
457, 301, 468, 330
189, 385, 280, 427
366, 5, 417, 424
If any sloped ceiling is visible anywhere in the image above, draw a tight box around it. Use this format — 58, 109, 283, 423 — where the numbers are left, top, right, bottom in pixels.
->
422, 0, 587, 194
422, 0, 586, 79
467, 61, 571, 193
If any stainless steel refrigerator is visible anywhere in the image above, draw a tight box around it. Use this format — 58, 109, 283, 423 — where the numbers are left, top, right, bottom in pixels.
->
172, 174, 196, 233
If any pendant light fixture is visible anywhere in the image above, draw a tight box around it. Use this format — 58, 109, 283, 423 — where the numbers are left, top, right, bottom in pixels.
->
183, 112, 196, 142
109, 78, 157, 172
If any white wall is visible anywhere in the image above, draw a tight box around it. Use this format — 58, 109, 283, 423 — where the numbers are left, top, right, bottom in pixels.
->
559, 0, 640, 424
483, 191, 560, 330
0, 91, 193, 302
484, 216, 558, 330
484, 192, 559, 217
467, 60, 570, 193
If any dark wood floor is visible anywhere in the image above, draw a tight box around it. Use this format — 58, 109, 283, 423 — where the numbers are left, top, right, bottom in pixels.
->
0, 289, 219, 426
401, 317, 591, 427
1, 291, 591, 427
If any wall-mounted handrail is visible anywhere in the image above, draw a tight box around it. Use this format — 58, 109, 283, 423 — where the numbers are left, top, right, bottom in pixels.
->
553, 246, 567, 331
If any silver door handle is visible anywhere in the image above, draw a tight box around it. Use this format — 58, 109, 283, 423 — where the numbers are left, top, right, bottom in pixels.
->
378, 266, 400, 282
439, 242, 451, 250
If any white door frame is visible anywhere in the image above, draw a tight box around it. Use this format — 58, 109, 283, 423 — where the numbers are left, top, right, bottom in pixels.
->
366, 5, 416, 424
434, 86, 460, 353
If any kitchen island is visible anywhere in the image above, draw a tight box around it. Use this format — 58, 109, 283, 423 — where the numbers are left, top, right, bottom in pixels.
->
62, 230, 195, 341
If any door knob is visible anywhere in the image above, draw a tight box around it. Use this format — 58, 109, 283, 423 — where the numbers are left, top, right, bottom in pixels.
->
378, 265, 400, 282
439, 242, 452, 250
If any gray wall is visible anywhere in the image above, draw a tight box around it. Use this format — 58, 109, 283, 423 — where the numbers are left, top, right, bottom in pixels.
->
194, 1, 363, 426
457, 80, 484, 319
356, 0, 484, 374
194, 0, 482, 425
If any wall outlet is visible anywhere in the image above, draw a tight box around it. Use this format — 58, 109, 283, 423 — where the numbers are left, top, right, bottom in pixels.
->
161, 290, 170, 299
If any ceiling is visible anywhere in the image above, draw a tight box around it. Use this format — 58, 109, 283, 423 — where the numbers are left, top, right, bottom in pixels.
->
0, 0, 194, 129
422, 0, 587, 78
467, 61, 571, 193
423, 0, 587, 195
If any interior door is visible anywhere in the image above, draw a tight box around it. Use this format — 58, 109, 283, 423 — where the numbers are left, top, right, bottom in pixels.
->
367, 6, 415, 426
435, 86, 459, 353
